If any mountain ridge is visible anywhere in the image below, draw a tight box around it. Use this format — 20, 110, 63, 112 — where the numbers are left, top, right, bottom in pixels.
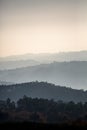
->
0, 61, 87, 90
0, 81, 86, 103
0, 50, 87, 62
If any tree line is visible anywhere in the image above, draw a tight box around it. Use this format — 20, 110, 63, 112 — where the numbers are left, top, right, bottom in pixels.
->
0, 96, 87, 124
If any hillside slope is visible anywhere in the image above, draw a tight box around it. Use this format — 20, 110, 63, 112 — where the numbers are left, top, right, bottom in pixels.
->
0, 61, 87, 89
0, 82, 87, 102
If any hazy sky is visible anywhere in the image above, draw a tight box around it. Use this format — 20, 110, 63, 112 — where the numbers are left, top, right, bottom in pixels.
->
0, 0, 87, 57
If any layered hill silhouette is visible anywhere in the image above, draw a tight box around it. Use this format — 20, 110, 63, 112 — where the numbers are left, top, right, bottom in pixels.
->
0, 59, 39, 70
0, 50, 87, 62
0, 82, 87, 103
0, 50, 87, 70
0, 61, 87, 90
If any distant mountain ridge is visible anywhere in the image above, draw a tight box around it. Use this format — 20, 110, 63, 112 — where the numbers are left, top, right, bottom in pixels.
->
0, 59, 40, 70
0, 50, 87, 70
0, 61, 87, 90
0, 50, 87, 62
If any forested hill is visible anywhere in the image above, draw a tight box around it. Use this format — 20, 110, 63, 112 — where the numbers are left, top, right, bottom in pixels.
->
0, 81, 87, 103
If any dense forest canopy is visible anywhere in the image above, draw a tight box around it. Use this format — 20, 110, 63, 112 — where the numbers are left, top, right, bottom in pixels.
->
0, 96, 87, 124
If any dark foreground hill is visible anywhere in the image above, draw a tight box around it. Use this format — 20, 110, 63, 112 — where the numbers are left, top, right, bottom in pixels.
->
0, 81, 87, 102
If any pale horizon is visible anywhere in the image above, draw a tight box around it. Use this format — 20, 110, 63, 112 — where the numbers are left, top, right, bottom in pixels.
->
0, 0, 87, 57
0, 50, 87, 58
